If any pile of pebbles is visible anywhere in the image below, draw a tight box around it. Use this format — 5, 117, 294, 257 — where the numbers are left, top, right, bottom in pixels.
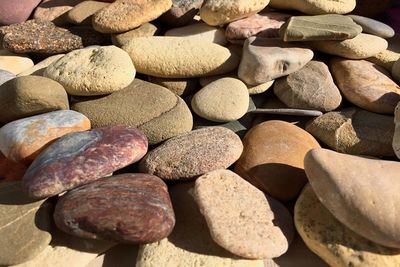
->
0, 0, 399, 266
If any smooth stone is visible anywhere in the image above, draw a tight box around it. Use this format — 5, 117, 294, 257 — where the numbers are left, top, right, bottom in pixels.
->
122, 36, 239, 78
92, 0, 172, 33
234, 120, 320, 201
0, 50, 33, 75
305, 148, 400, 248
22, 126, 148, 199
226, 12, 290, 41
0, 110, 91, 163
310, 33, 388, 59
160, 0, 204, 26
194, 169, 294, 259
269, 0, 356, 15
136, 182, 265, 267
238, 37, 314, 86
86, 244, 139, 267
295, 184, 400, 267
17, 54, 64, 77
200, 0, 270, 26
0, 69, 15, 85
0, 0, 41, 25
330, 58, 400, 114
44, 46, 135, 96
306, 107, 395, 157
0, 152, 27, 181
274, 61, 342, 112
33, 0, 83, 25
280, 14, 362, 42
165, 23, 227, 45
0, 75, 69, 123
67, 1, 110, 25
0, 182, 52, 265
191, 77, 249, 122
139, 127, 243, 180
111, 23, 160, 47
54, 173, 174, 243
394, 103, 400, 159
349, 15, 395, 38
72, 79, 193, 145
392, 58, 400, 83
148, 76, 198, 96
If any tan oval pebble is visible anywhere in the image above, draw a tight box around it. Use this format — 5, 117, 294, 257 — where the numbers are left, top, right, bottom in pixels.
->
18, 54, 64, 77
269, 0, 356, 15
165, 22, 227, 45
0, 50, 33, 75
194, 169, 294, 259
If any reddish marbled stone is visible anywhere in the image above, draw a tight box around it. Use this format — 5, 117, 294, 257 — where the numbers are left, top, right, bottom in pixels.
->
54, 173, 175, 244
22, 126, 148, 199
0, 152, 27, 181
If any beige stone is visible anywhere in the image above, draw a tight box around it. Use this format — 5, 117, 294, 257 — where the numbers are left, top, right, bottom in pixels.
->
148, 76, 198, 96
67, 1, 110, 25
295, 184, 400, 267
111, 23, 160, 47
122, 37, 239, 78
165, 22, 227, 45
0, 50, 33, 75
368, 34, 400, 71
269, 0, 356, 15
18, 54, 64, 77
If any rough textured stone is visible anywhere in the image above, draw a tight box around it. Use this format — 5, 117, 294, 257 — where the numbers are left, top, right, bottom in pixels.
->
136, 182, 265, 267
165, 23, 227, 45
22, 126, 148, 199
18, 54, 64, 77
394, 103, 400, 159
0, 110, 91, 163
67, 1, 110, 25
0, 50, 33, 75
194, 169, 294, 259
122, 36, 239, 78
0, 75, 69, 123
274, 61, 342, 112
330, 58, 400, 114
139, 127, 243, 180
200, 0, 270, 26
349, 15, 395, 39
0, 69, 15, 85
93, 0, 172, 33
307, 108, 395, 157
44, 46, 135, 96
148, 76, 198, 96
33, 0, 83, 25
54, 173, 175, 243
310, 33, 388, 59
72, 79, 193, 144
305, 148, 400, 248
0, 153, 27, 181
0, 0, 41, 25
0, 182, 52, 265
295, 184, 400, 267
239, 37, 313, 85
269, 0, 356, 15
234, 120, 320, 201
280, 14, 362, 42
160, 0, 204, 26
111, 23, 160, 47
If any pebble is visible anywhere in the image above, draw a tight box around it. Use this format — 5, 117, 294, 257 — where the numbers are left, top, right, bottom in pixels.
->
307, 107, 395, 157
239, 37, 314, 86
160, 0, 204, 26
225, 12, 291, 42
200, 0, 270, 26
330, 58, 400, 114
310, 33, 388, 59
67, 1, 110, 25
72, 79, 193, 145
111, 23, 160, 47
194, 169, 294, 259
349, 15, 395, 39
148, 76, 198, 96
165, 23, 227, 45
0, 0, 41, 25
54, 173, 175, 243
136, 182, 265, 267
22, 126, 148, 199
269, 0, 356, 15
305, 148, 400, 248
274, 61, 342, 112
0, 76, 69, 123
191, 78, 249, 122
0, 110, 91, 163
0, 50, 34, 75
0, 69, 15, 85
394, 103, 400, 159
45, 46, 135, 96
92, 0, 172, 33
0, 182, 52, 265
368, 34, 400, 71
280, 14, 362, 42
0, 153, 27, 181
139, 127, 243, 180
33, 0, 87, 26
17, 54, 64, 77
234, 120, 320, 201
295, 184, 400, 267
122, 36, 239, 78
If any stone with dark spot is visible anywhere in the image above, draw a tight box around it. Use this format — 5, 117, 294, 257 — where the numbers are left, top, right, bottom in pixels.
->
22, 126, 148, 199
53, 173, 175, 244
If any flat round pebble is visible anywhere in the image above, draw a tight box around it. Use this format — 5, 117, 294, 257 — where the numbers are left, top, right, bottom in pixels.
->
22, 126, 148, 199
349, 15, 395, 39
54, 173, 175, 243
191, 78, 250, 122
194, 169, 294, 259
